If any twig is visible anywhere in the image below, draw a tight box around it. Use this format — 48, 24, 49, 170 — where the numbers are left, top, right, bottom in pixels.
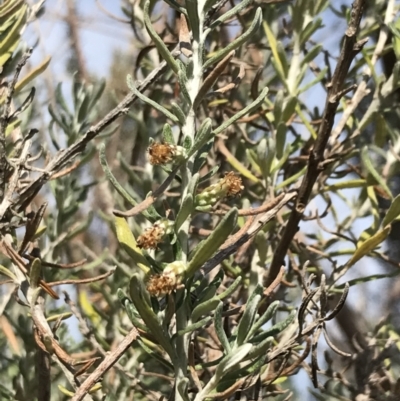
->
63, 291, 140, 383
266, 0, 367, 286
70, 327, 139, 401
113, 164, 181, 217
48, 268, 115, 287
202, 191, 296, 275
0, 49, 32, 203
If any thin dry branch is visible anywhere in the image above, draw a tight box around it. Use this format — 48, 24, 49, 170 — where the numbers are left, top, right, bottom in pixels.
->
70, 327, 139, 401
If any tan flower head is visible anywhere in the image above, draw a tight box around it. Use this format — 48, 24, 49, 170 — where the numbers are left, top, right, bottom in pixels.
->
221, 172, 244, 197
137, 220, 171, 249
148, 143, 176, 165
146, 262, 185, 296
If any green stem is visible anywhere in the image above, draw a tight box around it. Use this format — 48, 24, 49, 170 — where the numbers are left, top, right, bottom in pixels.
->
174, 0, 206, 400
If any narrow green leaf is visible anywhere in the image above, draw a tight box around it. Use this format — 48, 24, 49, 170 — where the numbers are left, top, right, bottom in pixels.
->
177, 316, 212, 336
129, 274, 175, 358
175, 194, 194, 231
191, 297, 220, 322
361, 146, 392, 199
115, 217, 151, 274
215, 343, 253, 379
347, 226, 391, 268
143, 0, 179, 74
382, 194, 400, 227
186, 208, 238, 277
0, 264, 17, 281
247, 300, 279, 340
235, 294, 261, 347
215, 301, 231, 353
218, 276, 242, 300
127, 74, 179, 123
245, 336, 274, 360
171, 101, 186, 125
188, 118, 213, 158
162, 123, 176, 145
213, 87, 268, 135
14, 55, 51, 94
251, 310, 296, 343
99, 143, 137, 207
204, 8, 263, 70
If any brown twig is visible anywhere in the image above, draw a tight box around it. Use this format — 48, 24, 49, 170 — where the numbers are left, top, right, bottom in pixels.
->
48, 268, 115, 287
113, 164, 181, 217
266, 0, 367, 286
70, 327, 139, 401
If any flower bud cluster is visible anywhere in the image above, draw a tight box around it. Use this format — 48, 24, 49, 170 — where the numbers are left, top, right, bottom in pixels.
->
195, 172, 243, 209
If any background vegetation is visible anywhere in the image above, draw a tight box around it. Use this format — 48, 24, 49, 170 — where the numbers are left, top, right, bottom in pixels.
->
0, 0, 400, 400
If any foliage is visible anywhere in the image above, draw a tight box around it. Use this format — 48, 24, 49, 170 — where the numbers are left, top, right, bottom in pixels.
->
0, 0, 400, 400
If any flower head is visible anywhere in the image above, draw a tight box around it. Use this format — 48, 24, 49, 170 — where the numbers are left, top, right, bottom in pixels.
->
147, 142, 186, 165
221, 171, 244, 197
146, 261, 186, 296
137, 219, 172, 249
148, 143, 176, 165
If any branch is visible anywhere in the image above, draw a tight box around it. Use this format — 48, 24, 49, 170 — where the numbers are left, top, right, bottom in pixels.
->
70, 327, 139, 401
266, 0, 367, 286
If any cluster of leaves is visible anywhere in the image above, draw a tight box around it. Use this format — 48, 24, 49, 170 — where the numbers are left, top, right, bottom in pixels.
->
0, 0, 400, 400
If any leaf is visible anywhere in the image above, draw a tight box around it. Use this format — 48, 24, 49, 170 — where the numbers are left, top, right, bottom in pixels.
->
99, 143, 136, 207
247, 300, 279, 340
115, 217, 151, 274
251, 310, 296, 343
382, 194, 400, 227
177, 316, 212, 335
143, 0, 179, 74
235, 293, 261, 347
188, 118, 213, 158
218, 276, 242, 300
204, 8, 263, 70
214, 301, 231, 353
127, 75, 179, 123
347, 226, 391, 268
129, 274, 175, 358
162, 123, 176, 145
0, 264, 17, 281
186, 208, 238, 277
213, 86, 268, 135
263, 19, 285, 80
191, 296, 220, 322
175, 194, 194, 231
171, 102, 186, 125
14, 55, 51, 94
361, 146, 392, 199
0, 4, 27, 67
215, 343, 253, 379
